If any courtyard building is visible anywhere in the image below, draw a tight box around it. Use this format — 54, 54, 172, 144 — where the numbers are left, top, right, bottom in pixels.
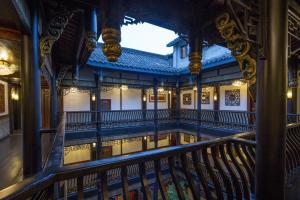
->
0, 0, 299, 199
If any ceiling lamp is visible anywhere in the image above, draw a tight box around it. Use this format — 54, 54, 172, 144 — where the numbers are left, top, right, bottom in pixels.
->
70, 87, 78, 93
232, 80, 245, 87
0, 46, 16, 76
287, 89, 293, 99
120, 85, 128, 90
158, 87, 164, 93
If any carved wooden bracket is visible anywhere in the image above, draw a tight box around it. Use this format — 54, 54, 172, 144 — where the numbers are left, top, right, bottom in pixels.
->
216, 13, 257, 100
40, 8, 75, 57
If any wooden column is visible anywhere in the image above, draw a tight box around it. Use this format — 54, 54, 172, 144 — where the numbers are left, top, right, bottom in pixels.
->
50, 77, 58, 128
95, 74, 102, 158
196, 74, 202, 141
21, 0, 41, 176
153, 78, 158, 148
176, 80, 180, 128
141, 88, 146, 121
214, 85, 220, 123
256, 0, 288, 199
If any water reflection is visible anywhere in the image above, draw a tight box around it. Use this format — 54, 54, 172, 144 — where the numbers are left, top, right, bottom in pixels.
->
64, 132, 210, 165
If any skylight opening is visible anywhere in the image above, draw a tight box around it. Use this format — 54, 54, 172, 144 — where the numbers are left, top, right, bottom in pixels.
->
98, 21, 178, 55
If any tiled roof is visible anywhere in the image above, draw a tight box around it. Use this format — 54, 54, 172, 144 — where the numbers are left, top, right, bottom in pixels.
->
87, 43, 236, 75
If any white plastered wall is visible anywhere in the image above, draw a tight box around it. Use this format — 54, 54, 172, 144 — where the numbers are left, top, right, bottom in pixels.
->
63, 90, 90, 111
122, 88, 142, 110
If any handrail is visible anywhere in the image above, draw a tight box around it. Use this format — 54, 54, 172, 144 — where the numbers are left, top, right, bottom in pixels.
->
0, 131, 255, 200
2, 120, 300, 199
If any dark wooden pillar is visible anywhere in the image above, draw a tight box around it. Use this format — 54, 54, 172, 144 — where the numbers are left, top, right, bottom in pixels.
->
213, 85, 220, 123
196, 74, 202, 141
256, 0, 288, 199
176, 80, 180, 128
153, 78, 158, 148
50, 77, 58, 128
21, 0, 41, 176
142, 88, 146, 121
95, 74, 102, 158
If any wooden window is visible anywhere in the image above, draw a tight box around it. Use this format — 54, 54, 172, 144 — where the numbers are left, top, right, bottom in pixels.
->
180, 45, 187, 59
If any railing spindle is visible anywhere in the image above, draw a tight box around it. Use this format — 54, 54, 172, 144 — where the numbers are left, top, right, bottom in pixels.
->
168, 156, 185, 200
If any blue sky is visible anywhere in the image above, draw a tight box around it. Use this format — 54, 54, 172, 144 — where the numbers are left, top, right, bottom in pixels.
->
98, 23, 178, 55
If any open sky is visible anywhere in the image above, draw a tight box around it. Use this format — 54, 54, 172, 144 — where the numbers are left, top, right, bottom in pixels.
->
98, 22, 178, 55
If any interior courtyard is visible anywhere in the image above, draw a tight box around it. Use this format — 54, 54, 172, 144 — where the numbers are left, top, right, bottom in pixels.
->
0, 0, 299, 199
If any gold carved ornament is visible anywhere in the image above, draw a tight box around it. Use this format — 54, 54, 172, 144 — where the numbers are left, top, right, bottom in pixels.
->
102, 28, 122, 62
189, 51, 202, 76
216, 13, 256, 87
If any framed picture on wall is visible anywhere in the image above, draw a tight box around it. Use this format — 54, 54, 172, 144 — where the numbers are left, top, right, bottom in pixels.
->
225, 89, 241, 106
184, 134, 190, 143
0, 83, 5, 113
183, 93, 192, 105
201, 92, 210, 104
149, 94, 166, 102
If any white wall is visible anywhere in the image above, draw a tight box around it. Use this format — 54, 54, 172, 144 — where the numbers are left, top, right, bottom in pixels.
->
101, 88, 120, 110
122, 88, 142, 110
64, 144, 91, 165
180, 87, 214, 110
146, 90, 169, 109
0, 80, 8, 116
219, 84, 248, 111
63, 90, 90, 111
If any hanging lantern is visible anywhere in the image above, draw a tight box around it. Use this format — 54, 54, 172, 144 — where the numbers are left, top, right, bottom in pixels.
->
188, 35, 202, 76
102, 27, 121, 62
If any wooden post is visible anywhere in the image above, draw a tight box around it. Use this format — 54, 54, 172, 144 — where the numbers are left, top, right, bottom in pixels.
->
196, 74, 202, 141
95, 74, 102, 158
22, 0, 42, 176
153, 78, 158, 148
256, 0, 288, 199
141, 88, 146, 121
50, 77, 58, 128
214, 85, 220, 124
176, 79, 180, 129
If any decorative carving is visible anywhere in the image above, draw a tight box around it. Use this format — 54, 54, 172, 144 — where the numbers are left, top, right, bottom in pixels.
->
183, 93, 192, 105
201, 92, 210, 104
188, 51, 202, 76
85, 31, 97, 52
102, 28, 122, 62
40, 9, 74, 57
216, 13, 257, 99
225, 89, 240, 106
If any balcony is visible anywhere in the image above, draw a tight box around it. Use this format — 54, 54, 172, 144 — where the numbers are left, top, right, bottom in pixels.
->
0, 111, 300, 199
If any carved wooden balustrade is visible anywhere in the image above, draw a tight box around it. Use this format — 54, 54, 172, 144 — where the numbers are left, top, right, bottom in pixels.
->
65, 109, 176, 131
179, 109, 257, 131
65, 109, 259, 132
1, 124, 300, 200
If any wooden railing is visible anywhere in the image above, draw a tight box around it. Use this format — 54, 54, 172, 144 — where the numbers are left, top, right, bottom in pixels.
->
1, 124, 300, 200
65, 109, 257, 132
0, 132, 256, 200
180, 109, 256, 131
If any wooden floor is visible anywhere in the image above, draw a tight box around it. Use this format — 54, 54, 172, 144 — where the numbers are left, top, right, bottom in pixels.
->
0, 134, 23, 190
0, 132, 54, 190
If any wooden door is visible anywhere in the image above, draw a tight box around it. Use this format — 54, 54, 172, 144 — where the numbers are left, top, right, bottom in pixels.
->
101, 99, 111, 111
100, 146, 113, 158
